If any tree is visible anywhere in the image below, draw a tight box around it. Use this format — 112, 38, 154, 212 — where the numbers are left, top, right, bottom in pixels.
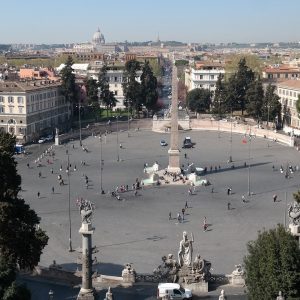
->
98, 64, 111, 116
186, 88, 212, 113
0, 131, 48, 271
211, 74, 228, 117
60, 56, 77, 111
140, 61, 158, 112
296, 95, 300, 117
262, 84, 281, 127
234, 58, 255, 114
85, 77, 101, 120
122, 60, 142, 115
0, 257, 31, 300
244, 224, 300, 300
245, 77, 264, 121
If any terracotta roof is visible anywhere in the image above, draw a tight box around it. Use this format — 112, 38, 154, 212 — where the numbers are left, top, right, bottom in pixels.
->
0, 80, 62, 93
277, 80, 300, 90
263, 65, 300, 74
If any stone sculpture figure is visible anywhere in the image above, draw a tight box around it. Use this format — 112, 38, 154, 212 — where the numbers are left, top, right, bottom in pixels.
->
288, 201, 300, 225
276, 291, 285, 300
219, 289, 227, 300
178, 231, 194, 267
79, 200, 94, 224
192, 254, 212, 281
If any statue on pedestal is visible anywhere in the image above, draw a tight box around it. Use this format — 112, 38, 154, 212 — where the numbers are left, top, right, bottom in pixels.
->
219, 289, 227, 300
192, 254, 211, 281
288, 201, 300, 225
79, 200, 95, 224
178, 231, 194, 267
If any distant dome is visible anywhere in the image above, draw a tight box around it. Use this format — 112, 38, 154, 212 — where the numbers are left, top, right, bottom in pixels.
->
92, 28, 105, 45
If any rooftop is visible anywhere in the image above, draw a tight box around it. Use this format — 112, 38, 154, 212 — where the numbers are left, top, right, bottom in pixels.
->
0, 80, 61, 92
277, 79, 300, 90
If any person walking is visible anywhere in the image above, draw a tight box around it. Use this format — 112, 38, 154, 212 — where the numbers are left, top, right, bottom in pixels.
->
273, 194, 278, 202
203, 217, 208, 232
242, 195, 246, 203
38, 171, 42, 178
51, 168, 54, 174
52, 186, 55, 194
37, 191, 40, 198
185, 201, 188, 209
227, 202, 231, 210
181, 208, 185, 220
177, 213, 182, 223
27, 163, 30, 168
169, 212, 172, 220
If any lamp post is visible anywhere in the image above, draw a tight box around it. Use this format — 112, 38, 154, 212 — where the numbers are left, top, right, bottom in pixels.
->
78, 102, 82, 147
127, 102, 130, 138
48, 289, 54, 300
229, 108, 233, 162
67, 154, 73, 252
99, 135, 104, 194
247, 129, 252, 196
116, 116, 120, 162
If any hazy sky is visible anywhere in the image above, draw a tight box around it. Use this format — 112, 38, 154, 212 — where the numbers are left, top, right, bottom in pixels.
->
1, 0, 299, 44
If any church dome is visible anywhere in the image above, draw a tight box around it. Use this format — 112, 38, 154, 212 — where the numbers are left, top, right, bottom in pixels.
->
92, 28, 105, 44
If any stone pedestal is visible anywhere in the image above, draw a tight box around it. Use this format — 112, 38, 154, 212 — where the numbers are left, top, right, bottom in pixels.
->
230, 275, 245, 286
168, 149, 181, 174
121, 263, 136, 284
183, 281, 208, 294
77, 223, 95, 300
55, 128, 60, 146
289, 224, 300, 235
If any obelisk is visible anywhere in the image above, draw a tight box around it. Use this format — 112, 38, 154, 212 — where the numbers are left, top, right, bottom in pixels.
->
167, 65, 181, 174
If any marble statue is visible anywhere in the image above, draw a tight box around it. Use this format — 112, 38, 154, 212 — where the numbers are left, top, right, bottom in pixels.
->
219, 289, 227, 300
178, 231, 194, 267
79, 200, 95, 224
192, 254, 211, 281
288, 201, 300, 225
276, 291, 285, 300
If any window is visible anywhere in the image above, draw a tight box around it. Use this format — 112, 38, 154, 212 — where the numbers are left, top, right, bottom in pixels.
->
114, 91, 118, 96
0, 107, 4, 113
114, 77, 118, 82
18, 107, 23, 114
210, 75, 214, 80
9, 107, 13, 113
200, 75, 203, 80
279, 89, 282, 94
0, 96, 4, 102
8, 96, 14, 103
285, 74, 288, 78
17, 97, 24, 104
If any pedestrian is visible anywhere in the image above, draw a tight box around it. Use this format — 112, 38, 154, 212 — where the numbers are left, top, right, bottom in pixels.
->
37, 191, 40, 198
182, 208, 185, 220
134, 189, 138, 196
86, 183, 89, 189
51, 168, 53, 174
272, 165, 275, 171
185, 201, 188, 209
66, 149, 68, 155
120, 143, 122, 149
242, 195, 246, 203
74, 165, 77, 171
52, 186, 54, 194
184, 153, 187, 159
169, 212, 172, 220
188, 188, 192, 195
27, 163, 30, 168
203, 217, 208, 232
177, 213, 182, 223
273, 194, 278, 202
72, 144, 75, 149
227, 202, 231, 210
60, 165, 63, 171
38, 171, 42, 178
211, 187, 214, 193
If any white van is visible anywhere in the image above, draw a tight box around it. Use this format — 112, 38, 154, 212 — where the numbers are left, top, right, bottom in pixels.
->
157, 283, 192, 299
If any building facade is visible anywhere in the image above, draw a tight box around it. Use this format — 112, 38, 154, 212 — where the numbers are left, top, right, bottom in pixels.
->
185, 62, 225, 95
277, 80, 300, 131
0, 80, 70, 143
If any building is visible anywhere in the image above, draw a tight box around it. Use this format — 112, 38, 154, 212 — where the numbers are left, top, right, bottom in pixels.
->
263, 64, 300, 83
0, 80, 70, 143
277, 80, 300, 131
185, 61, 225, 95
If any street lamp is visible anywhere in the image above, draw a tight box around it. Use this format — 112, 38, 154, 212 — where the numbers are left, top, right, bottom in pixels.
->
247, 129, 253, 196
115, 116, 120, 162
48, 289, 54, 300
229, 108, 233, 163
127, 102, 130, 137
99, 135, 105, 194
67, 153, 73, 252
78, 102, 82, 147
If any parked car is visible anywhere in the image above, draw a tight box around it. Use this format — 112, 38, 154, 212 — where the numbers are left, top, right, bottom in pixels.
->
157, 283, 192, 299
38, 137, 46, 144
45, 134, 53, 141
160, 140, 168, 146
182, 137, 193, 148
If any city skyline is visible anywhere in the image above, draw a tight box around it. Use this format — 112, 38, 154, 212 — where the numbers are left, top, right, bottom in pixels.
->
1, 0, 300, 44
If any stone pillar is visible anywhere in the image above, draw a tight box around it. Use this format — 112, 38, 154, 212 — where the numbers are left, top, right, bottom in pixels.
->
168, 65, 181, 174
77, 223, 95, 300
55, 128, 60, 146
